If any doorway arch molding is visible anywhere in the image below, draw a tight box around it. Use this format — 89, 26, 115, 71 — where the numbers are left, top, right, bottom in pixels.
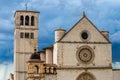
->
76, 72, 96, 80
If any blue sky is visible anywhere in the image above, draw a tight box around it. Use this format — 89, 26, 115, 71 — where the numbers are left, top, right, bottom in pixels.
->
0, 0, 120, 79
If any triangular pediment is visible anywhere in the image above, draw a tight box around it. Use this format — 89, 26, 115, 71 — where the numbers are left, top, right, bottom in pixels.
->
59, 16, 110, 43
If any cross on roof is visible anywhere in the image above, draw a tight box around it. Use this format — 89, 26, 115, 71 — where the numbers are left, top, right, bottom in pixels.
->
25, 3, 28, 10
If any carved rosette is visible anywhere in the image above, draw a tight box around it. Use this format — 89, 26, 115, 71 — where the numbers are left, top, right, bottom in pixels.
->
76, 46, 94, 64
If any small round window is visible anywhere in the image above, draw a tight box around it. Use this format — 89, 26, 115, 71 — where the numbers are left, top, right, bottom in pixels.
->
81, 30, 90, 41
81, 32, 88, 39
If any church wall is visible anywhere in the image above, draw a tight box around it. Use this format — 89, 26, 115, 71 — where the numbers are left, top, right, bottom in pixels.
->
14, 11, 39, 80
55, 43, 112, 67
57, 69, 113, 80
15, 29, 38, 53
15, 53, 31, 71
14, 53, 31, 80
15, 72, 27, 80
46, 48, 53, 64
53, 43, 57, 64
61, 18, 108, 43
53, 43, 62, 65
40, 51, 46, 62
14, 11, 39, 53
113, 69, 120, 80
44, 74, 57, 80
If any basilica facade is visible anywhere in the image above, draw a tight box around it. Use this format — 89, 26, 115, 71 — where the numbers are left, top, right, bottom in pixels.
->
9, 10, 120, 80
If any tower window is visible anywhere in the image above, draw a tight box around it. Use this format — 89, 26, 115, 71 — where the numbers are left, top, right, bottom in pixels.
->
34, 65, 39, 74
20, 16, 24, 25
31, 16, 34, 26
30, 33, 34, 39
20, 32, 24, 38
25, 16, 29, 26
25, 33, 29, 38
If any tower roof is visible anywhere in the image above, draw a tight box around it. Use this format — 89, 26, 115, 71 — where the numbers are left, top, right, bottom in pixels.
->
55, 28, 66, 31
43, 46, 53, 50
30, 52, 40, 60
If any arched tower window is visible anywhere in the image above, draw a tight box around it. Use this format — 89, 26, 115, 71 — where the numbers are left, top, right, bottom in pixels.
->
31, 16, 34, 26
20, 16, 24, 25
30, 33, 34, 39
25, 16, 29, 26
34, 65, 39, 74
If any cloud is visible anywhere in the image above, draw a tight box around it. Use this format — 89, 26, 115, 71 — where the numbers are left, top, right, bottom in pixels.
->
0, 62, 13, 80
96, 0, 120, 5
0, 33, 13, 41
0, 32, 13, 52
25, 0, 60, 10
0, 19, 13, 31
110, 31, 120, 43
0, 40, 6, 45
112, 62, 120, 69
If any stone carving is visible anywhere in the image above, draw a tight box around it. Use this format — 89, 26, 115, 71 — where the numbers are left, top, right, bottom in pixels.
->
79, 48, 92, 62
78, 73, 95, 80
76, 46, 94, 64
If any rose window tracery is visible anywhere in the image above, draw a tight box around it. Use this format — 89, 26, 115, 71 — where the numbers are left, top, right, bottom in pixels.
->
76, 46, 94, 64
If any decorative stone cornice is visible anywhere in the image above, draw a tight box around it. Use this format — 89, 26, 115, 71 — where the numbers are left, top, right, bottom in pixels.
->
15, 71, 27, 73
15, 27, 38, 30
57, 66, 112, 70
16, 52, 33, 54
55, 41, 111, 44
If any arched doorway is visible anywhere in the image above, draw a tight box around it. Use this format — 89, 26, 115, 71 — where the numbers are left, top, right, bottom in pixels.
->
77, 72, 96, 80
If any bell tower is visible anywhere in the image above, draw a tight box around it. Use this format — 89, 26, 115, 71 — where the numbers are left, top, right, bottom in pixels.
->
14, 10, 39, 80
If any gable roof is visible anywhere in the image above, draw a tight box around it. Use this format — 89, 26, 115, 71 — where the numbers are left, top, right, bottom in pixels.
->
58, 14, 110, 43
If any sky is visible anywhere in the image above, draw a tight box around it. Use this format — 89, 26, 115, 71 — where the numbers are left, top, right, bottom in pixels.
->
0, 0, 120, 80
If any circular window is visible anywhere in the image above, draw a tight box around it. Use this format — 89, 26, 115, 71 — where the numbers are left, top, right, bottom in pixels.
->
79, 48, 92, 62
76, 46, 94, 64
81, 32, 88, 39
80, 30, 90, 41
